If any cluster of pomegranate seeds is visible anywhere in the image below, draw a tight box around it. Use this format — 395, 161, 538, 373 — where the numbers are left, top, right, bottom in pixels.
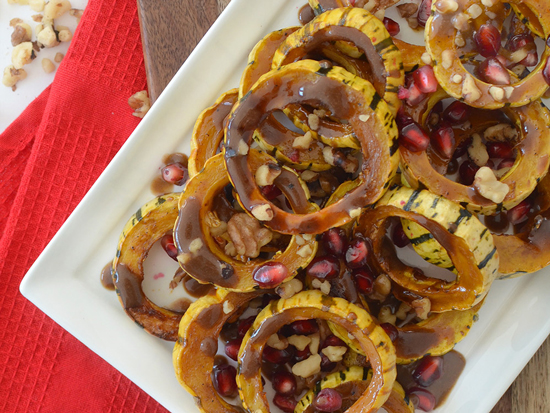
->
474, 24, 501, 58
161, 162, 188, 186
160, 233, 178, 260
380, 322, 399, 342
383, 17, 400, 36
287, 319, 319, 335
442, 101, 470, 125
321, 228, 348, 257
507, 199, 532, 225
253, 262, 289, 287
412, 355, 444, 387
273, 393, 298, 412
264, 346, 295, 364
458, 160, 480, 186
408, 387, 437, 412
344, 237, 370, 268
213, 364, 238, 397
238, 315, 256, 338
416, 0, 432, 27
313, 388, 343, 412
306, 256, 341, 280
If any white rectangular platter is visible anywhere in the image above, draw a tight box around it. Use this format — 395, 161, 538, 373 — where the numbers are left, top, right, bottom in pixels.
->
20, 0, 550, 412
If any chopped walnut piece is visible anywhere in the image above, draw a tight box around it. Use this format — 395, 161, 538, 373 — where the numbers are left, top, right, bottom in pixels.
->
292, 354, 321, 378
69, 8, 84, 23
237, 140, 249, 155
474, 167, 510, 203
205, 211, 227, 237
442, 50, 453, 69
37, 24, 60, 48
369, 274, 392, 301
468, 133, 489, 167
32, 14, 43, 22
411, 298, 431, 320
483, 123, 518, 142
41, 58, 55, 73
435, 0, 458, 13
293, 131, 314, 149
7, 0, 30, 4
2, 65, 27, 90
297, 244, 313, 258
276, 278, 303, 299
44, 0, 72, 21
227, 213, 272, 258
128, 90, 150, 118
251, 203, 273, 221
11, 23, 32, 46
462, 74, 482, 103
54, 52, 64, 62
322, 346, 347, 362
308, 333, 320, 354
12, 42, 35, 69
378, 305, 397, 324
396, 2, 418, 18
288, 335, 311, 351
56, 25, 72, 42
308, 113, 320, 131
452, 13, 469, 31
255, 163, 282, 187
311, 278, 331, 295
30, 0, 45, 12
267, 333, 288, 350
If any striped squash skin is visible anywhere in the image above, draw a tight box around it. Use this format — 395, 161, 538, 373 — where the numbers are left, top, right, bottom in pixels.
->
271, 7, 404, 116
376, 186, 499, 307
295, 366, 414, 413
236, 290, 396, 413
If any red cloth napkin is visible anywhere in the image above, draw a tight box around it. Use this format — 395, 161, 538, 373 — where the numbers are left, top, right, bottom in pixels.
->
0, 0, 167, 411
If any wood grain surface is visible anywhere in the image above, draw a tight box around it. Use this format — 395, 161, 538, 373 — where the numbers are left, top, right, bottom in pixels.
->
136, 0, 550, 411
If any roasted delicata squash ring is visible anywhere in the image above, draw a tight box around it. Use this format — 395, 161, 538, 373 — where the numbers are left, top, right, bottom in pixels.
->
174, 151, 318, 291
272, 7, 404, 116
425, 0, 550, 109
224, 60, 399, 235
112, 193, 182, 341
401, 100, 550, 215
237, 290, 397, 413
356, 186, 499, 312
188, 89, 239, 178
510, 2, 544, 38
494, 173, 550, 277
331, 300, 483, 364
173, 288, 264, 413
295, 366, 414, 413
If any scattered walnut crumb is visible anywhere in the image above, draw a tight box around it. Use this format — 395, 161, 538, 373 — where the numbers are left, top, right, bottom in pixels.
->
468, 133, 489, 167
128, 90, 150, 118
54, 52, 64, 62
255, 163, 282, 187
421, 52, 432, 65
7, 0, 30, 4
37, 24, 60, 48
237, 139, 249, 155
56, 26, 72, 42
467, 4, 482, 19
378, 305, 397, 324
411, 298, 431, 320
308, 113, 320, 131
288, 335, 311, 351
396, 2, 418, 18
489, 86, 504, 101
462, 74, 482, 103
12, 42, 35, 69
293, 131, 314, 149
31, 14, 43, 22
30, 0, 45, 12
276, 278, 303, 299
251, 203, 273, 221
11, 23, 32, 47
69, 8, 84, 23
2, 65, 27, 90
300, 170, 318, 182
311, 278, 331, 295
442, 50, 453, 69
41, 58, 55, 73
189, 238, 203, 254
44, 0, 72, 21
267, 333, 289, 350
222, 300, 234, 314
292, 354, 321, 378
322, 346, 347, 362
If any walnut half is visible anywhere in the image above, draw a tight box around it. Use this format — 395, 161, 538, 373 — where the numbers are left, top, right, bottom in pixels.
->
227, 213, 272, 258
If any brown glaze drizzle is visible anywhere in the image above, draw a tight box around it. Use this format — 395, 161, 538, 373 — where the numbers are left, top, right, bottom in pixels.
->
397, 350, 466, 409
114, 263, 144, 309
170, 297, 192, 313
150, 175, 174, 196
100, 261, 115, 291
182, 271, 215, 298
298, 4, 315, 26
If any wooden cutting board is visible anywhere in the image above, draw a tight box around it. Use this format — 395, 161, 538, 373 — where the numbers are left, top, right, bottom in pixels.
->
135, 1, 550, 411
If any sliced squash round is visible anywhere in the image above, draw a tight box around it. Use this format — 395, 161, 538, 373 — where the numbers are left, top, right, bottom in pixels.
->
224, 59, 399, 235
112, 193, 182, 341
237, 290, 397, 413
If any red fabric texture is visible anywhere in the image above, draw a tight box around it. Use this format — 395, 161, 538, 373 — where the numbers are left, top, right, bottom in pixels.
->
0, 0, 167, 411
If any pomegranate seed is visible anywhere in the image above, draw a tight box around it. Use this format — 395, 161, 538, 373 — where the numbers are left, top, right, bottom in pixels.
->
398, 85, 410, 100
160, 234, 178, 260
273, 393, 297, 413
380, 323, 399, 342
399, 121, 430, 153
412, 355, 444, 387
392, 224, 410, 248
224, 338, 242, 361
446, 158, 459, 175
345, 237, 370, 269
383, 17, 400, 36
260, 184, 282, 200
498, 158, 515, 169
543, 56, 550, 86
293, 347, 311, 363
520, 51, 538, 67
306, 256, 340, 280
272, 371, 297, 396
408, 387, 437, 411
431, 123, 455, 159
322, 228, 348, 257
287, 320, 319, 335
507, 34, 536, 53
442, 101, 471, 125
313, 388, 343, 412
161, 162, 188, 186
322, 334, 347, 348
413, 65, 438, 93
508, 200, 531, 225
253, 262, 289, 287
486, 141, 514, 159
484, 212, 509, 233
238, 316, 256, 338
453, 137, 472, 159
263, 346, 294, 364
485, 159, 495, 169
213, 364, 238, 397
459, 160, 480, 186
354, 268, 376, 295
406, 80, 428, 106
288, 149, 300, 163
320, 353, 337, 372
478, 57, 511, 85
475, 24, 501, 57
417, 0, 432, 27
